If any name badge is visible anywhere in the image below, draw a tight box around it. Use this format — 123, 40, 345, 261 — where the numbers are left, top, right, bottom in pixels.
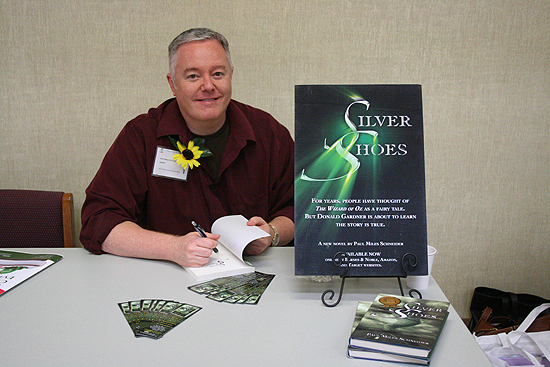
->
152, 146, 188, 181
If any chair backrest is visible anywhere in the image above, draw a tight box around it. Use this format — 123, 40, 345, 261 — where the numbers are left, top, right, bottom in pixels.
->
0, 189, 75, 248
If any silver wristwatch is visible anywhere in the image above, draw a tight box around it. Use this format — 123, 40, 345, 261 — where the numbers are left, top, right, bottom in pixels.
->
268, 223, 280, 247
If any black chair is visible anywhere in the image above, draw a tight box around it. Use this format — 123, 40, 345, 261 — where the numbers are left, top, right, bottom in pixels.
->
0, 189, 75, 248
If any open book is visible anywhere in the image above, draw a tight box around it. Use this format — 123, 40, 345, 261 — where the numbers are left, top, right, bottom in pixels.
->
184, 215, 269, 282
0, 250, 63, 296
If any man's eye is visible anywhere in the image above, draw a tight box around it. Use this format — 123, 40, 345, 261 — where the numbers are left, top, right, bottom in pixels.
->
213, 72, 224, 78
187, 74, 199, 80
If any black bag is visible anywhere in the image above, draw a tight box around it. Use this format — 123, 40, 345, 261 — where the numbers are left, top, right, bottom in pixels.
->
469, 286, 549, 332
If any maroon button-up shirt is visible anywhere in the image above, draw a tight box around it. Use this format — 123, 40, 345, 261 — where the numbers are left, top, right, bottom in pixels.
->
80, 98, 294, 254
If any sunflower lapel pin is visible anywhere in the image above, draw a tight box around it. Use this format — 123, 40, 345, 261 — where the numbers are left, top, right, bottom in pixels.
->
168, 136, 212, 170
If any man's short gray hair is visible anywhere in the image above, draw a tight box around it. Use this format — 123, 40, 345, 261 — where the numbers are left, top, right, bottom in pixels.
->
168, 28, 232, 76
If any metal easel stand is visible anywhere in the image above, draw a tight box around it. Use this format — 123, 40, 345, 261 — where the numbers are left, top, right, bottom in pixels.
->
321, 251, 422, 307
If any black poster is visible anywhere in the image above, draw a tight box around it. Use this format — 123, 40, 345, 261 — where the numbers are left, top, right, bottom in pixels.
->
294, 85, 427, 277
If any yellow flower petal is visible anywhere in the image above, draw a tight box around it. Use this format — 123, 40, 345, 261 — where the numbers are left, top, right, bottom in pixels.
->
192, 149, 203, 159
189, 159, 201, 169
172, 154, 188, 169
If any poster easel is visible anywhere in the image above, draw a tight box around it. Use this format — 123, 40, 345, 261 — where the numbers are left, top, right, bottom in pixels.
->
321, 251, 423, 307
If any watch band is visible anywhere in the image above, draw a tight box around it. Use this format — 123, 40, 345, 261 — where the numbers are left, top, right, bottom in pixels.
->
268, 223, 280, 247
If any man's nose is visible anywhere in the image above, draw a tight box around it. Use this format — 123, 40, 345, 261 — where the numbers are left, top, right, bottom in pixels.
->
200, 76, 215, 91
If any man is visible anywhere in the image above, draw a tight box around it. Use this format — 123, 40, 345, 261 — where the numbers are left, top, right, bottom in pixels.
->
80, 28, 294, 268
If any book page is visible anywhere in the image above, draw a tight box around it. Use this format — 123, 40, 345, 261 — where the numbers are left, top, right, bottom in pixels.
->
211, 215, 269, 262
185, 243, 254, 281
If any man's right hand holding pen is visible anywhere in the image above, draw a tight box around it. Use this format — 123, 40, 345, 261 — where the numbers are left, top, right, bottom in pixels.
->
102, 221, 221, 269
192, 221, 218, 253
173, 226, 220, 268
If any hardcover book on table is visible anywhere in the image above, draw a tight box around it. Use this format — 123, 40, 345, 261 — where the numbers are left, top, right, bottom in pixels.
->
294, 85, 428, 277
349, 294, 449, 360
347, 301, 429, 365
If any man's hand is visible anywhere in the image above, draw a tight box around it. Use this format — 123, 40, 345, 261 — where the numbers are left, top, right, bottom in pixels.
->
102, 221, 220, 268
243, 216, 272, 255
172, 231, 221, 267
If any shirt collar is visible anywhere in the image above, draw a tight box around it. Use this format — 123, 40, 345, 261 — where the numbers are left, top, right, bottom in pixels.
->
156, 98, 191, 140
156, 98, 256, 144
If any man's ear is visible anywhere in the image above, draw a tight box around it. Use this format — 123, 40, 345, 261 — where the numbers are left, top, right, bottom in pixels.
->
166, 73, 176, 95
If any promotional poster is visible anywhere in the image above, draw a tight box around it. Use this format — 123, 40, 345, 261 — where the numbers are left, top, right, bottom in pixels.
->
294, 85, 427, 277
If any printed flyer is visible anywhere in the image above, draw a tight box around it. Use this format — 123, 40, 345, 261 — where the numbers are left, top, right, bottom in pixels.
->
294, 85, 427, 277
0, 250, 63, 295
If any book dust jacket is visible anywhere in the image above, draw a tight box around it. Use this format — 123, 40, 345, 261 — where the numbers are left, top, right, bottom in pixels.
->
349, 294, 449, 358
295, 85, 427, 277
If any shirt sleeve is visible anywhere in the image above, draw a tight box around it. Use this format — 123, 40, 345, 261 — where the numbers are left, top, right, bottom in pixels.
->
80, 120, 150, 254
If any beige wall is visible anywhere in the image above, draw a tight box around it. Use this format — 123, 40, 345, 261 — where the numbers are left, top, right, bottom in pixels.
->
1, 0, 548, 318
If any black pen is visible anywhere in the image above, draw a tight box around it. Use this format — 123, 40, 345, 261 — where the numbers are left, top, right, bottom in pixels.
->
191, 221, 218, 253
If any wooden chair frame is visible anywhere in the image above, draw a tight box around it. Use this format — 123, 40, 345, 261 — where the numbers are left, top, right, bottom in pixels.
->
62, 193, 75, 247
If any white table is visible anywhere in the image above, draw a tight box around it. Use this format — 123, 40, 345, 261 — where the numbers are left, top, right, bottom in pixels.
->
0, 247, 491, 366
